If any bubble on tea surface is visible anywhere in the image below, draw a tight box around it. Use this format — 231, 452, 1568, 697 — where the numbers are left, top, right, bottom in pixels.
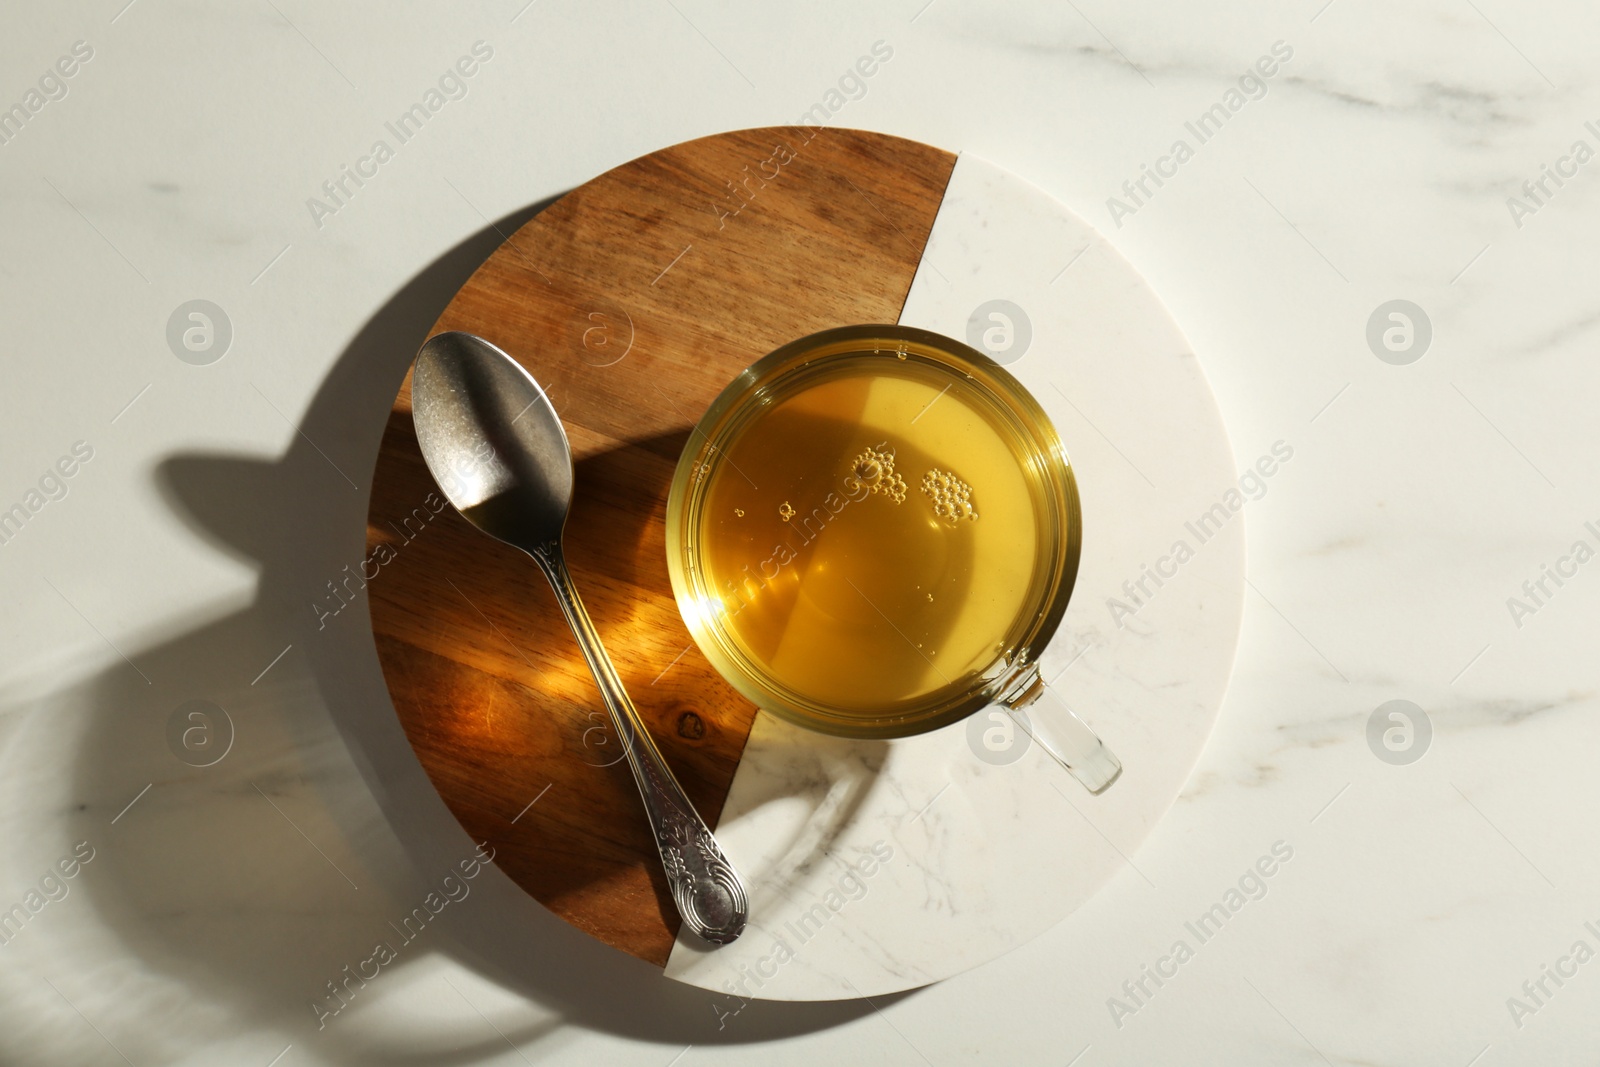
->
851, 444, 907, 504
734, 508, 744, 517
921, 468, 977, 524
778, 501, 796, 521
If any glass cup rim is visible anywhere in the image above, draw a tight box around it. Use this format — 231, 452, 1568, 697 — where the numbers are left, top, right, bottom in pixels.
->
664, 323, 1082, 739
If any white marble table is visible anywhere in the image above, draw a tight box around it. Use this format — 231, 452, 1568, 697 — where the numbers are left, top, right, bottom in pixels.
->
3, 2, 1598, 1064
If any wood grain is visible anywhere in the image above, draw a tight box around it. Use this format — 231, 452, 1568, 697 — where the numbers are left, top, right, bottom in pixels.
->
366, 128, 957, 965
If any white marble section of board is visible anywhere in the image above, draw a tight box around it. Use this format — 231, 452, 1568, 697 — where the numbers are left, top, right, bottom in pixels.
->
663, 153, 1246, 1000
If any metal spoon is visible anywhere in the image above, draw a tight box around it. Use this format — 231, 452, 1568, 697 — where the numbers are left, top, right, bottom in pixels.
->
410, 331, 748, 945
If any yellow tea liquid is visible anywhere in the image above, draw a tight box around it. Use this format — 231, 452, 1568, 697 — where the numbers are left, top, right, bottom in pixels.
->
695, 353, 1055, 716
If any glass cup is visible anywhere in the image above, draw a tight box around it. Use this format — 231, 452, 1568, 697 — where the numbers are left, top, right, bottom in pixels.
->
665, 324, 1119, 793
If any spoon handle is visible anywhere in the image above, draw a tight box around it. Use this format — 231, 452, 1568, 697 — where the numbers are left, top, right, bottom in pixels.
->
529, 540, 748, 944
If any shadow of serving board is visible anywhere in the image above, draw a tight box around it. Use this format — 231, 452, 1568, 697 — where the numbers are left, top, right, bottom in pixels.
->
365, 128, 957, 965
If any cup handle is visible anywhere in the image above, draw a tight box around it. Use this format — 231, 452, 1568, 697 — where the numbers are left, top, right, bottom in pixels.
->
1006, 681, 1121, 794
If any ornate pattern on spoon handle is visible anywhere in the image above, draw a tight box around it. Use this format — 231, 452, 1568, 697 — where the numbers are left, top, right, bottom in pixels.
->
634, 752, 749, 944
529, 540, 749, 944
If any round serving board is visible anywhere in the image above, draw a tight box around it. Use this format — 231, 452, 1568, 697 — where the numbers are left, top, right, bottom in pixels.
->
367, 128, 1247, 999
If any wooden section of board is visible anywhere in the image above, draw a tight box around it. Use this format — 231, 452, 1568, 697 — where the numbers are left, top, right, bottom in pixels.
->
366, 128, 957, 965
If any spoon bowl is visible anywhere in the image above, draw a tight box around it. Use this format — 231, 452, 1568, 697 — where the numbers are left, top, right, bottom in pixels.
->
411, 332, 570, 549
